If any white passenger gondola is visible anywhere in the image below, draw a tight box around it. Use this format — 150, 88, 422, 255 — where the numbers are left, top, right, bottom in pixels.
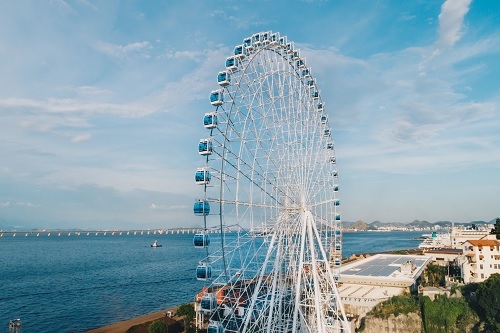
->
320, 115, 328, 124
335, 243, 341, 251
193, 200, 210, 216
333, 184, 339, 192
329, 156, 336, 164
200, 294, 217, 313
335, 229, 341, 235
307, 79, 315, 87
302, 69, 310, 78
234, 45, 246, 59
217, 71, 230, 86
324, 129, 331, 137
195, 168, 211, 185
335, 213, 341, 221
204, 112, 218, 129
332, 169, 338, 177
326, 142, 334, 150
334, 258, 341, 266
292, 51, 300, 61
198, 138, 213, 156
333, 198, 340, 206
296, 59, 305, 69
317, 103, 324, 112
193, 232, 210, 247
210, 90, 223, 106
286, 42, 293, 54
196, 263, 212, 281
225, 56, 239, 71
311, 90, 319, 99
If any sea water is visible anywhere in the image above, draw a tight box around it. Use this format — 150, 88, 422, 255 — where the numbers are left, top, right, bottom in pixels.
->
0, 231, 423, 333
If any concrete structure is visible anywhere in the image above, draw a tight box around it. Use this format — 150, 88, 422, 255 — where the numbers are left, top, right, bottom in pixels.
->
462, 236, 500, 283
451, 227, 491, 249
422, 248, 463, 267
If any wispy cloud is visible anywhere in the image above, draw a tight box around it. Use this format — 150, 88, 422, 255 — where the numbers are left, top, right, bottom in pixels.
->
438, 0, 472, 47
93, 41, 153, 59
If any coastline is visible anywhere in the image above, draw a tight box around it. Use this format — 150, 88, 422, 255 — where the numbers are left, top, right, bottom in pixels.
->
85, 306, 180, 333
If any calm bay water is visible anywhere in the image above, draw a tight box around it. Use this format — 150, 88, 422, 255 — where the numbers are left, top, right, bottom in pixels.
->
0, 230, 423, 333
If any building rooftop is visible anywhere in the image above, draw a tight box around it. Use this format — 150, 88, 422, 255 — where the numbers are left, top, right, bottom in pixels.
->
339, 254, 432, 287
465, 239, 500, 247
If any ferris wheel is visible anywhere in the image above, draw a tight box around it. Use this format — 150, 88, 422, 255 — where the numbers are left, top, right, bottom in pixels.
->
193, 31, 350, 333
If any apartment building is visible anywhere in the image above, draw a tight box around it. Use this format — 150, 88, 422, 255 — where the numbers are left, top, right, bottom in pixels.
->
462, 236, 500, 283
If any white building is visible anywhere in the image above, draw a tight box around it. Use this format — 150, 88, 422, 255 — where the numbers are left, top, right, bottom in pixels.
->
462, 236, 500, 283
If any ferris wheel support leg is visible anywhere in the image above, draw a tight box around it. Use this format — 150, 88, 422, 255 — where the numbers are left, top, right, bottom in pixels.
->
310, 213, 351, 333
265, 232, 284, 333
242, 231, 277, 333
292, 216, 308, 333
306, 211, 327, 333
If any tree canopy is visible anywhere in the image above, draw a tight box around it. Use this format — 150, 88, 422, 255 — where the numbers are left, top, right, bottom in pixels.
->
148, 320, 168, 333
477, 273, 500, 332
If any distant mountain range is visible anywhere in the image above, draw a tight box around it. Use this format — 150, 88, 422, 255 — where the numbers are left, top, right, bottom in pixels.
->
342, 219, 497, 231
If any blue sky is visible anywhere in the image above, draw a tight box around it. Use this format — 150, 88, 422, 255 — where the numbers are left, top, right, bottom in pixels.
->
0, 0, 499, 230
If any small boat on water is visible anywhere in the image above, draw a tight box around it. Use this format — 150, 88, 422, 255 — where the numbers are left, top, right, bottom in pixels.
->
151, 240, 162, 247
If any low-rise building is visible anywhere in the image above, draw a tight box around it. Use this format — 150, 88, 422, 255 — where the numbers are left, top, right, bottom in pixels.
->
462, 237, 500, 283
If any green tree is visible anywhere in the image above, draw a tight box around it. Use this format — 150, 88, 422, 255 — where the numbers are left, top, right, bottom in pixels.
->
176, 303, 196, 332
477, 273, 500, 332
421, 295, 478, 333
148, 320, 168, 333
491, 218, 500, 240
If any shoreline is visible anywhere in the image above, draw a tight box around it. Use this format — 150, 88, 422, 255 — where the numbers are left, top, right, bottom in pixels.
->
85, 306, 180, 333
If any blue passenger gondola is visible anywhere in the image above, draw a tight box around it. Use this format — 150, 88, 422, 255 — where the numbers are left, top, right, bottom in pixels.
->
234, 45, 246, 59
207, 323, 224, 333
320, 115, 328, 124
324, 129, 331, 137
335, 244, 342, 251
333, 184, 339, 192
198, 139, 213, 156
193, 232, 210, 247
196, 263, 212, 281
278, 36, 287, 46
286, 42, 293, 54
335, 229, 341, 235
329, 156, 336, 164
243, 37, 253, 52
302, 69, 310, 78
252, 33, 261, 46
296, 59, 305, 69
193, 200, 210, 216
195, 168, 211, 185
307, 79, 315, 87
334, 258, 341, 266
210, 90, 223, 106
311, 90, 319, 99
203, 112, 217, 129
333, 198, 340, 206
261, 31, 269, 44
217, 71, 230, 86
332, 169, 338, 177
326, 142, 334, 150
225, 56, 239, 70
317, 103, 324, 112
335, 213, 341, 221
269, 32, 279, 45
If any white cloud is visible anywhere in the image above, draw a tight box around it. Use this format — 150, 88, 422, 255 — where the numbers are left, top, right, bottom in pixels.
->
93, 41, 153, 59
72, 133, 92, 143
438, 0, 472, 47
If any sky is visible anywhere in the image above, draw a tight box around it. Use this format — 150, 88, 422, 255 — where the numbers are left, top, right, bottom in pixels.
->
0, 0, 499, 230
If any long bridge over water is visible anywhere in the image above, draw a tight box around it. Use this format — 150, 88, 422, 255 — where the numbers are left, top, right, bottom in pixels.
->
0, 227, 240, 238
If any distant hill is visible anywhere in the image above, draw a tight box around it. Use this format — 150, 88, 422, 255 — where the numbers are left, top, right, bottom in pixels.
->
352, 220, 369, 230
407, 220, 434, 229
